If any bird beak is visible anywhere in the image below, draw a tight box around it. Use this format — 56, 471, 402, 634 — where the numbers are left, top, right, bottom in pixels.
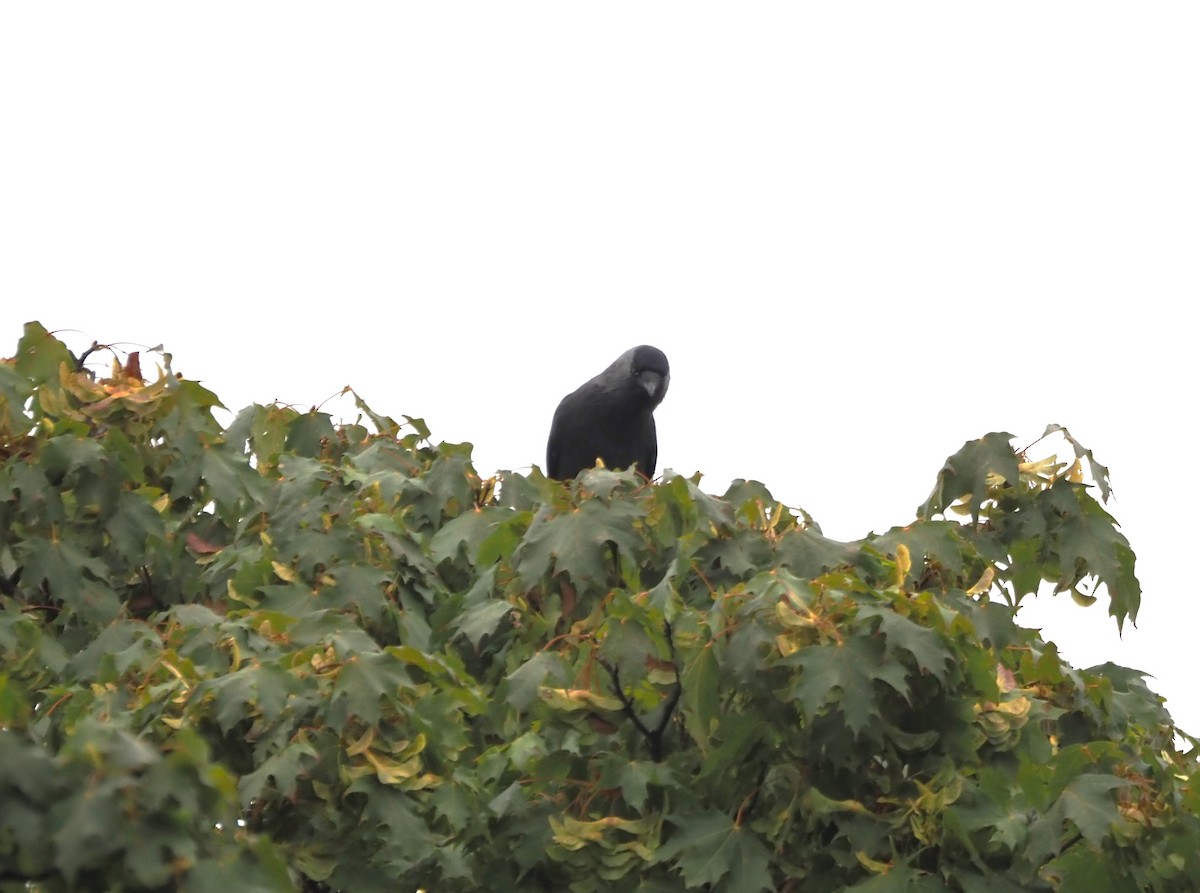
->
637, 370, 668, 402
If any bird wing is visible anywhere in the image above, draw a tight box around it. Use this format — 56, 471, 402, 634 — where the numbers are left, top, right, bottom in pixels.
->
644, 417, 658, 477
546, 397, 573, 480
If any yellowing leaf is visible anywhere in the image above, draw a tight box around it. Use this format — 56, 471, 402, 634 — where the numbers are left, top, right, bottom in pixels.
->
647, 666, 677, 686
776, 634, 801, 657
895, 543, 911, 587
776, 600, 815, 629
1071, 588, 1098, 607
990, 696, 1031, 718
996, 664, 1017, 693
1019, 456, 1066, 478
966, 566, 995, 595
856, 851, 893, 874
550, 814, 656, 850
272, 561, 297, 582
396, 733, 426, 759
226, 579, 254, 606
346, 727, 377, 756
539, 687, 624, 712
363, 750, 422, 785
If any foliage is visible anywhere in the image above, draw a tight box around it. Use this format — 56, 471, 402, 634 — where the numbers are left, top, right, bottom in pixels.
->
1, 321, 1197, 893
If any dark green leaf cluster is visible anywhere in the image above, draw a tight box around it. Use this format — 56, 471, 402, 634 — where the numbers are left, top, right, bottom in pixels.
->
1, 322, 1197, 893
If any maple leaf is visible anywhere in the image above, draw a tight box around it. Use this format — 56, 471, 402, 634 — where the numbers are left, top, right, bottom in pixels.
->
788, 637, 910, 738
515, 498, 643, 590
657, 811, 773, 893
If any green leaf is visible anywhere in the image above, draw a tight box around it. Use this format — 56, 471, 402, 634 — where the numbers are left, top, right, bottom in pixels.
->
843, 868, 950, 892
1025, 774, 1132, 866
0, 360, 35, 435
476, 511, 529, 566
919, 431, 1020, 521
865, 521, 968, 586
453, 598, 514, 646
516, 498, 644, 590
1053, 487, 1140, 629
1041, 842, 1133, 893
108, 489, 168, 563
186, 839, 295, 893
789, 637, 910, 738
52, 778, 126, 884
955, 871, 1033, 893
328, 652, 414, 726
67, 620, 161, 679
15, 321, 74, 385
324, 563, 392, 625
200, 442, 267, 519
285, 410, 336, 457
658, 811, 773, 892
41, 434, 108, 481
504, 652, 569, 710
616, 760, 670, 812
948, 776, 1031, 853
1058, 774, 1132, 844
659, 472, 736, 535
858, 604, 954, 681
202, 663, 303, 734
16, 536, 110, 607
681, 644, 720, 751
776, 526, 857, 578
1041, 423, 1112, 502
237, 735, 320, 804
290, 609, 381, 656
430, 507, 499, 566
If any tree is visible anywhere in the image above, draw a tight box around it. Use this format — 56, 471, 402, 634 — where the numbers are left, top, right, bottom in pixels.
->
1, 321, 1197, 893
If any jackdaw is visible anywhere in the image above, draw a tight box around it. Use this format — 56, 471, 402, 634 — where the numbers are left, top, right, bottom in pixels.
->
546, 345, 670, 480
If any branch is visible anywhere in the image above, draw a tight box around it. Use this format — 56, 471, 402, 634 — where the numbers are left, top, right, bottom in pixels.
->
74, 340, 102, 372
599, 622, 683, 762
599, 658, 656, 743
652, 621, 683, 743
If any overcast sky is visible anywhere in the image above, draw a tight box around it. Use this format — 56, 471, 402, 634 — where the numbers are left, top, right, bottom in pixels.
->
3, 4, 1198, 734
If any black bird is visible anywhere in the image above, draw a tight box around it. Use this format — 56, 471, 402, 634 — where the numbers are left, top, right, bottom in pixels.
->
546, 345, 670, 480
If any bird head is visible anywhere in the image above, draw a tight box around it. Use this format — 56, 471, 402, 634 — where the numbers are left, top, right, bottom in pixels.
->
624, 345, 670, 406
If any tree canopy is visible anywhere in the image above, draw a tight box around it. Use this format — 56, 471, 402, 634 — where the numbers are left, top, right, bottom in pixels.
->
1, 322, 1197, 893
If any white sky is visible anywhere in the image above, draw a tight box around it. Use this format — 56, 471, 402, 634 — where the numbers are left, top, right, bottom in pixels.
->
3, 4, 1198, 734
